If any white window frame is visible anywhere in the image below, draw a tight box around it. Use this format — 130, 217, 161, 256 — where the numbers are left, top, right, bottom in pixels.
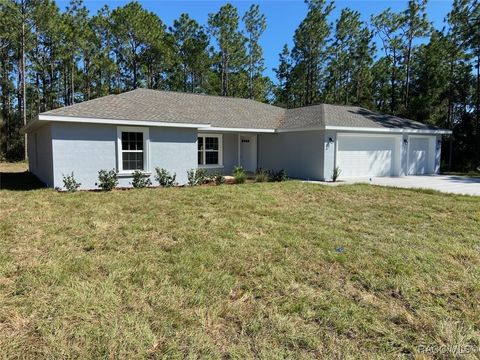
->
117, 126, 150, 175
197, 133, 223, 168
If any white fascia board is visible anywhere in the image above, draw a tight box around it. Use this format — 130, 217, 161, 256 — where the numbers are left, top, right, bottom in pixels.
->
198, 126, 275, 133
325, 126, 452, 135
37, 114, 210, 129
277, 126, 452, 134
276, 126, 324, 133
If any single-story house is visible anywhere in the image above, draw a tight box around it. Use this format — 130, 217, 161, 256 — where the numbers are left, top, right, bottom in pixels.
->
22, 88, 451, 189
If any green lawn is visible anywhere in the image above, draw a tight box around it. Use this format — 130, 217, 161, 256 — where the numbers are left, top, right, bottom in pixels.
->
0, 179, 479, 358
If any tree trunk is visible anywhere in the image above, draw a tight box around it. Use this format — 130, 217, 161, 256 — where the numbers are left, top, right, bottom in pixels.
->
391, 48, 397, 114
476, 53, 480, 168
21, 0, 27, 159
84, 57, 90, 100
71, 60, 75, 104
63, 65, 68, 105
183, 64, 188, 92
405, 34, 413, 110
49, 47, 55, 109
447, 97, 453, 171
132, 58, 137, 89
1, 53, 11, 157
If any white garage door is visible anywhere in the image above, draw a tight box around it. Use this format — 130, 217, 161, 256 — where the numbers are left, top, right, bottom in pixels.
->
408, 137, 429, 175
336, 135, 398, 177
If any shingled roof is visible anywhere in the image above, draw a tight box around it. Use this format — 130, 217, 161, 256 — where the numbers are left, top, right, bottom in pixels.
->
280, 104, 441, 130
40, 88, 442, 131
43, 88, 283, 129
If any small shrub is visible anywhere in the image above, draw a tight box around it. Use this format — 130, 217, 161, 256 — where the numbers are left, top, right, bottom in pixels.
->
187, 169, 196, 186
332, 166, 341, 182
155, 167, 177, 187
233, 165, 244, 176
131, 170, 152, 188
214, 172, 225, 185
255, 168, 269, 183
62, 172, 81, 192
233, 166, 246, 184
187, 168, 207, 186
268, 169, 288, 182
98, 169, 118, 191
196, 169, 207, 185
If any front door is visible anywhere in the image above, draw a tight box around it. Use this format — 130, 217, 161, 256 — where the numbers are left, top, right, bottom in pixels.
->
239, 135, 257, 172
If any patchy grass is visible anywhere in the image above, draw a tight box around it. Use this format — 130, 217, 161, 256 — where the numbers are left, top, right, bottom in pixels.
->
0, 180, 479, 358
0, 161, 28, 173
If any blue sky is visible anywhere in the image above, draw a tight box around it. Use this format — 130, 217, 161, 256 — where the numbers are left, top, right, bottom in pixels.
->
57, 0, 454, 80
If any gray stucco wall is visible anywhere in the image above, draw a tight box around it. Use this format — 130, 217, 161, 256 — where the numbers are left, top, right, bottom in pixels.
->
434, 134, 442, 174
258, 130, 324, 180
221, 132, 238, 175
322, 130, 336, 181
28, 124, 54, 186
51, 122, 197, 189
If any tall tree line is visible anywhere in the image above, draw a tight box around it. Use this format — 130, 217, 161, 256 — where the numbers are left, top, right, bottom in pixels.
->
0, 0, 478, 170
0, 0, 270, 160
275, 0, 479, 171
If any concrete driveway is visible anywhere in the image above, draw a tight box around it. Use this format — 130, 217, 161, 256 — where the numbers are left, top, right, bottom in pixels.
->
341, 175, 480, 196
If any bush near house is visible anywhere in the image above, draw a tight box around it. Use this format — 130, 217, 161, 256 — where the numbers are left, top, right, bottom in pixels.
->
332, 166, 342, 182
131, 170, 152, 188
268, 169, 288, 182
62, 172, 81, 192
233, 166, 247, 184
213, 172, 225, 185
255, 168, 269, 182
97, 169, 118, 191
154, 167, 177, 187
187, 168, 207, 186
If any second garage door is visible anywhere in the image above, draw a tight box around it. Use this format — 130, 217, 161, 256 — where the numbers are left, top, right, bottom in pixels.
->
408, 137, 430, 175
336, 134, 399, 177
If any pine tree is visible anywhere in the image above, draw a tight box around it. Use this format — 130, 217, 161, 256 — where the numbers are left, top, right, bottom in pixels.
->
290, 0, 334, 106
0, 1, 17, 158
446, 0, 479, 169
62, 0, 89, 105
324, 8, 374, 106
400, 0, 430, 110
89, 6, 118, 97
208, 3, 247, 97
242, 4, 266, 100
372, 8, 405, 114
169, 13, 211, 93
110, 1, 165, 90
274, 44, 292, 107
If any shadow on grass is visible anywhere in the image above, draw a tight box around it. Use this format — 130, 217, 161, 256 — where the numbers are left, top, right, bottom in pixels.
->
0, 171, 45, 190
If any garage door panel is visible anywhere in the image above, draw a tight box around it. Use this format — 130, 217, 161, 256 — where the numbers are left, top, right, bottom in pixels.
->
337, 135, 397, 177
408, 137, 429, 175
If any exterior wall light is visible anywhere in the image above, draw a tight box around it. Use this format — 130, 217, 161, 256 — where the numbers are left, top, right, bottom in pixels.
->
329, 137, 334, 143
403, 139, 408, 146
